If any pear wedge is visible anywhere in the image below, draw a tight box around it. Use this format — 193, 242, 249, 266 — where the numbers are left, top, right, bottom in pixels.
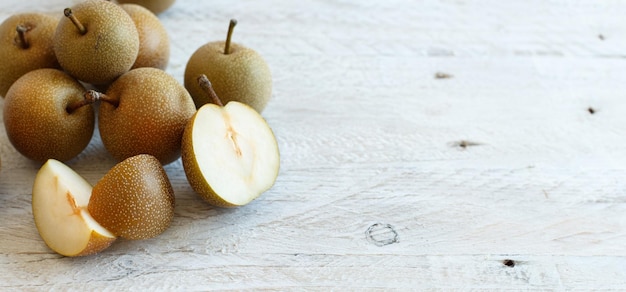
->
32, 159, 116, 256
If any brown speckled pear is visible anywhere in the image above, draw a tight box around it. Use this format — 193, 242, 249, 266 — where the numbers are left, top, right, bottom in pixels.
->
96, 67, 196, 164
53, 0, 139, 85
0, 13, 59, 97
117, 0, 176, 15
184, 19, 272, 113
120, 3, 170, 70
3, 68, 94, 162
88, 154, 175, 240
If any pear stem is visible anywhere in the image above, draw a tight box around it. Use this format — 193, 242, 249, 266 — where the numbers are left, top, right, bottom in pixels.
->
15, 25, 30, 49
83, 90, 120, 108
197, 75, 224, 107
64, 8, 86, 35
66, 92, 99, 114
224, 19, 237, 55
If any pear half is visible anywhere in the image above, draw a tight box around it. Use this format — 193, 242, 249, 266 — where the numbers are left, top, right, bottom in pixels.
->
88, 154, 175, 240
32, 159, 116, 256
182, 101, 280, 207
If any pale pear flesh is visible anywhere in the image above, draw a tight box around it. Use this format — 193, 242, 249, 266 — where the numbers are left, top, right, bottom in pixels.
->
189, 101, 279, 206
32, 159, 115, 256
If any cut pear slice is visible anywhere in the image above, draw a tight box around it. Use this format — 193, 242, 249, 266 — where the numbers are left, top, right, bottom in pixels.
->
32, 159, 116, 256
182, 101, 280, 207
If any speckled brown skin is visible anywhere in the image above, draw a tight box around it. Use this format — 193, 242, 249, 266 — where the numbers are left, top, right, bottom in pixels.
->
117, 0, 176, 15
53, 0, 139, 85
184, 41, 272, 113
89, 154, 175, 240
0, 13, 59, 97
120, 4, 170, 70
98, 67, 196, 165
73, 231, 116, 257
3, 69, 94, 162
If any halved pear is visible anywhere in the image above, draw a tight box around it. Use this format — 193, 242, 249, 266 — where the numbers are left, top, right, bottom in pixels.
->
32, 159, 116, 257
88, 154, 175, 240
181, 76, 280, 207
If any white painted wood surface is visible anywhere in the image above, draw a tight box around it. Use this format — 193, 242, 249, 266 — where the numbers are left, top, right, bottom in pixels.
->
1, 0, 625, 290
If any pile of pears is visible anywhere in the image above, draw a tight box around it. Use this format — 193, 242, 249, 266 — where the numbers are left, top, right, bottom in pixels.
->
0, 0, 280, 256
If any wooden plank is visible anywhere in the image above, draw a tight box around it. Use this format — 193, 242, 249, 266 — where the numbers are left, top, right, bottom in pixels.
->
2, 253, 625, 290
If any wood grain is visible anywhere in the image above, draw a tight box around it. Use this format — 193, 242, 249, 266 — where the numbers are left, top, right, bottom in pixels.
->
1, 0, 625, 290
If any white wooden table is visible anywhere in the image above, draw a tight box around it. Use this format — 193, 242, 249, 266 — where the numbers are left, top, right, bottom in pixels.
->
1, 0, 625, 290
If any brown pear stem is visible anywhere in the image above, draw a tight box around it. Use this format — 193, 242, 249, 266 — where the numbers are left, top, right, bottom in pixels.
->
224, 19, 237, 55
66, 91, 98, 114
197, 75, 224, 107
64, 8, 86, 35
83, 90, 120, 108
15, 25, 30, 49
